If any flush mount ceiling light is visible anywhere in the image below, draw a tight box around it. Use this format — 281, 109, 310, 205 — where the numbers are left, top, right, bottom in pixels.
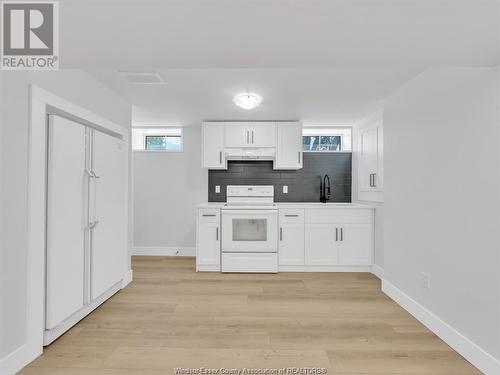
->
233, 93, 263, 110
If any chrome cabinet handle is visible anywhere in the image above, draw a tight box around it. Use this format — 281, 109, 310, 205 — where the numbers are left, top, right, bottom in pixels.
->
252, 130, 254, 144
335, 227, 338, 242
280, 227, 283, 241
340, 228, 344, 241
202, 214, 216, 217
284, 214, 299, 217
247, 131, 250, 144
219, 151, 222, 164
89, 220, 100, 229
298, 152, 301, 164
85, 169, 98, 178
216, 227, 219, 240
372, 173, 376, 187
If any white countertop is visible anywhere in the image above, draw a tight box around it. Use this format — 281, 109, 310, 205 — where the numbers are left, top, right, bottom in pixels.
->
197, 202, 373, 209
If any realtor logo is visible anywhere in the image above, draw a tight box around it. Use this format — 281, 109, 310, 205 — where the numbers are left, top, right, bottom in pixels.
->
1, 1, 59, 70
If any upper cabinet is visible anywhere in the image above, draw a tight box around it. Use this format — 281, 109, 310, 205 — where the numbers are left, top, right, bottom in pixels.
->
358, 120, 384, 202
224, 122, 276, 148
202, 121, 303, 170
250, 123, 277, 148
275, 122, 303, 169
224, 122, 250, 148
202, 122, 226, 169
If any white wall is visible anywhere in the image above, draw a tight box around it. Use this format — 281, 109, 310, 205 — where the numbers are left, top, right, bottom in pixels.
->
133, 127, 207, 251
0, 70, 131, 365
383, 68, 500, 364
353, 110, 384, 269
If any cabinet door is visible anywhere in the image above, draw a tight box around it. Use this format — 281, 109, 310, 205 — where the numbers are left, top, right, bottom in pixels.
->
375, 124, 384, 189
338, 224, 373, 265
197, 222, 221, 266
225, 122, 250, 148
46, 115, 87, 329
202, 123, 225, 169
250, 122, 276, 147
305, 224, 338, 265
279, 222, 305, 265
360, 125, 378, 190
275, 122, 303, 170
91, 130, 127, 300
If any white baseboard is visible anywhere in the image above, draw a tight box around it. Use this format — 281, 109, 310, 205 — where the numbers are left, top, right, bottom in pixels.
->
132, 246, 195, 256
122, 269, 133, 288
0, 344, 40, 375
371, 264, 384, 279
382, 279, 500, 375
278, 265, 372, 272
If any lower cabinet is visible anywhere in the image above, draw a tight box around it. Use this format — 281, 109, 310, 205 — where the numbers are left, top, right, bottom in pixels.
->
338, 223, 373, 265
305, 224, 338, 265
278, 209, 305, 265
305, 222, 373, 266
196, 208, 221, 270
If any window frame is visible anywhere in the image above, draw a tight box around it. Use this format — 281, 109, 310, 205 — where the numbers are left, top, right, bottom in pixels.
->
302, 126, 352, 153
132, 127, 183, 153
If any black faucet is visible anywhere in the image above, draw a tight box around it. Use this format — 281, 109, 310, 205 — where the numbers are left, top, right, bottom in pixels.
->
319, 174, 331, 203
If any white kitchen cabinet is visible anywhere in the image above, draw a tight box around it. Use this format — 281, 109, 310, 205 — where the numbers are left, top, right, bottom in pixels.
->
224, 122, 276, 148
278, 209, 305, 265
224, 122, 250, 148
202, 122, 226, 169
337, 224, 373, 265
358, 121, 384, 202
305, 224, 338, 265
304, 208, 373, 266
196, 208, 221, 270
275, 122, 303, 169
250, 122, 276, 147
305, 223, 372, 266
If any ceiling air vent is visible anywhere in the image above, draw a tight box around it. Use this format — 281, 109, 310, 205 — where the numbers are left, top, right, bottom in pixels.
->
120, 71, 164, 85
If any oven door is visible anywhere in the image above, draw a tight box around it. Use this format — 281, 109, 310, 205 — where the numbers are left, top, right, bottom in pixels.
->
222, 209, 278, 253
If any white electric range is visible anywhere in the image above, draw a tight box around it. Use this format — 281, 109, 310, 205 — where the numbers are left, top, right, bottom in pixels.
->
221, 185, 278, 273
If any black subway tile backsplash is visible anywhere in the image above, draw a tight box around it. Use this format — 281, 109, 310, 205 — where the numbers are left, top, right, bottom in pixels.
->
208, 153, 352, 202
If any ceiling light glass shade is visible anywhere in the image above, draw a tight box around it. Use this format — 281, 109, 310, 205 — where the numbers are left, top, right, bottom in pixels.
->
233, 93, 263, 110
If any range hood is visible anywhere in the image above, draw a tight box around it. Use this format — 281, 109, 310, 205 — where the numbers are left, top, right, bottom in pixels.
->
225, 148, 276, 161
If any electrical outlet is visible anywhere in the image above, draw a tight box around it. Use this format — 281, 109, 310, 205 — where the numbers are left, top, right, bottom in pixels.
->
422, 272, 431, 290
215, 185, 221, 193
283, 185, 288, 194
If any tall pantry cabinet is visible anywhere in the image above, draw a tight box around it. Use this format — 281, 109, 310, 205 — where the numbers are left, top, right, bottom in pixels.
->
45, 114, 127, 344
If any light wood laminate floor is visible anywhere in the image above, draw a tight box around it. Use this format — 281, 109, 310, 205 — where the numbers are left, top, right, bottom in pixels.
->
20, 256, 481, 374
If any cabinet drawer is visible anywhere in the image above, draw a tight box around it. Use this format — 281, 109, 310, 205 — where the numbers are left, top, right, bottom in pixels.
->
279, 209, 304, 223
305, 209, 372, 224
198, 208, 221, 222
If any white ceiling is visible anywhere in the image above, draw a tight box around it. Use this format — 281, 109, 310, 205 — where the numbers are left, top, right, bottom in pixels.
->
79, 0, 499, 126
89, 68, 421, 126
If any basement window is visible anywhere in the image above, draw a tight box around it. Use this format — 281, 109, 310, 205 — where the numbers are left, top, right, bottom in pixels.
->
302, 127, 352, 152
132, 128, 183, 152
